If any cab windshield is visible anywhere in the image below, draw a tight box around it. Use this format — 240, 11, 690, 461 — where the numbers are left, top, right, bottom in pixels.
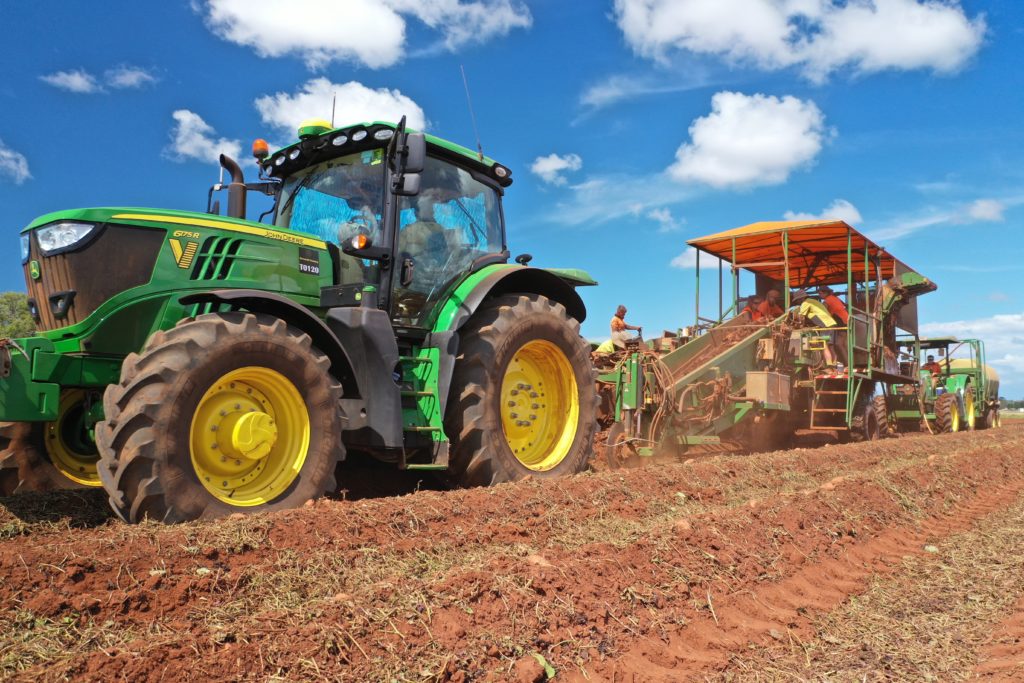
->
275, 149, 386, 248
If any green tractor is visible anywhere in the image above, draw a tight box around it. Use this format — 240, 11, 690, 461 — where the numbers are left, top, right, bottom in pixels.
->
0, 118, 599, 522
889, 337, 1001, 433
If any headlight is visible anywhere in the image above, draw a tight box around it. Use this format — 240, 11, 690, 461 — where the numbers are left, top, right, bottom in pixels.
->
35, 221, 96, 255
20, 233, 30, 263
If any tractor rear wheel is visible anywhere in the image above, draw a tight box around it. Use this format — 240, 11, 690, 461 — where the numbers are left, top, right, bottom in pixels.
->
962, 388, 976, 431
445, 294, 597, 486
935, 392, 960, 433
96, 313, 343, 523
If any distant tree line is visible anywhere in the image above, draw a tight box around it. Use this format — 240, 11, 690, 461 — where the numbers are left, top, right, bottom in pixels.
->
0, 291, 35, 339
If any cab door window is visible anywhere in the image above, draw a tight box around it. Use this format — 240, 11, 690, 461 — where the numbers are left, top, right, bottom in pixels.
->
392, 157, 504, 326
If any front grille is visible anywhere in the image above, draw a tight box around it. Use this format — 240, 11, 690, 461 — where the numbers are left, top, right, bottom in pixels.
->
191, 236, 243, 281
24, 224, 164, 332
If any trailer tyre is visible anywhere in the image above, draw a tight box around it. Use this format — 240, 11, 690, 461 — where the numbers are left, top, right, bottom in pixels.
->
96, 312, 343, 523
445, 294, 598, 487
934, 392, 960, 434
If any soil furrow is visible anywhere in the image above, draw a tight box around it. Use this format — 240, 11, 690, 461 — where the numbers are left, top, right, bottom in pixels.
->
0, 426, 1021, 682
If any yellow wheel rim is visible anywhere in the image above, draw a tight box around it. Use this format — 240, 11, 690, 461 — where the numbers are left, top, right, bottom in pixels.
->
45, 389, 101, 487
190, 367, 309, 507
964, 391, 975, 430
500, 340, 579, 471
950, 400, 960, 432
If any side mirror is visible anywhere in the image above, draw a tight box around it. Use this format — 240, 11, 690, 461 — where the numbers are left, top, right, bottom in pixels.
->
404, 133, 425, 174
393, 173, 421, 197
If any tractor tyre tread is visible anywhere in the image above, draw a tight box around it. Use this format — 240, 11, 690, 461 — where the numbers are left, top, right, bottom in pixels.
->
444, 294, 598, 487
873, 395, 891, 438
0, 421, 81, 496
935, 392, 958, 434
95, 312, 343, 523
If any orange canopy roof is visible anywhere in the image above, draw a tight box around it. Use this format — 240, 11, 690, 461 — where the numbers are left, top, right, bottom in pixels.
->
687, 219, 913, 287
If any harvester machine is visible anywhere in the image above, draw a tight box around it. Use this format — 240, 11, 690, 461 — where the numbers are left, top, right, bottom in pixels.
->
601, 220, 938, 466
1, 118, 600, 522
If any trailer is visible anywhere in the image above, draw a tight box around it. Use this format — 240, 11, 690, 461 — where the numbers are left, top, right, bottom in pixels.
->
600, 219, 938, 465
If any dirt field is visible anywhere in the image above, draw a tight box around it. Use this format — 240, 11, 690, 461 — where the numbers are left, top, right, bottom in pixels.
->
2, 426, 1024, 682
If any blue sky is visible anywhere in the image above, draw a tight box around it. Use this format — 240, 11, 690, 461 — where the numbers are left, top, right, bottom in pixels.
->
2, 0, 1023, 394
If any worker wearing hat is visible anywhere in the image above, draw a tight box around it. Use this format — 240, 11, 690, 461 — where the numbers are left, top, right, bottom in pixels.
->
792, 289, 843, 367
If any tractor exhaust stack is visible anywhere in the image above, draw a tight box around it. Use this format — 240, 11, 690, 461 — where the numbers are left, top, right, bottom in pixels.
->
219, 154, 247, 219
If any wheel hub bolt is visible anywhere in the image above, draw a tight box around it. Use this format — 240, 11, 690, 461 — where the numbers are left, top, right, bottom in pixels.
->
530, 392, 539, 398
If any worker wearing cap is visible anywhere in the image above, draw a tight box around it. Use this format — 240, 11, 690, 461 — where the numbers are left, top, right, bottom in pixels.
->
922, 354, 942, 375
610, 305, 642, 349
757, 289, 784, 320
818, 286, 849, 325
792, 289, 842, 367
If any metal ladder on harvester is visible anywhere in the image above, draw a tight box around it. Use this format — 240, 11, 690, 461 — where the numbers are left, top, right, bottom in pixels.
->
810, 375, 850, 430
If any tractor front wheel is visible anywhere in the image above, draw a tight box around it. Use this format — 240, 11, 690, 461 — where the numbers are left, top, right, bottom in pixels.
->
96, 312, 343, 523
445, 294, 597, 487
1, 388, 104, 496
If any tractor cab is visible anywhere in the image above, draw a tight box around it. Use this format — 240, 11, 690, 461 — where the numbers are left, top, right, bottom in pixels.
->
258, 119, 513, 333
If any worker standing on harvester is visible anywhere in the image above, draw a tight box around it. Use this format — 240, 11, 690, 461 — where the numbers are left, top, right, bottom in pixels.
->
610, 305, 642, 348
792, 289, 843, 368
758, 289, 784, 320
818, 286, 849, 325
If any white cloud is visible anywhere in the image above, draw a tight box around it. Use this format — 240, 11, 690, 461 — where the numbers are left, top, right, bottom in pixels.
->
200, 0, 530, 70
613, 0, 985, 83
647, 207, 684, 233
530, 153, 583, 186
669, 246, 718, 269
668, 91, 828, 188
964, 198, 1005, 222
544, 172, 699, 228
579, 71, 711, 110
784, 199, 863, 226
872, 196, 1018, 241
0, 139, 30, 184
254, 78, 426, 138
105, 65, 157, 89
166, 110, 242, 164
40, 69, 102, 94
920, 313, 1024, 397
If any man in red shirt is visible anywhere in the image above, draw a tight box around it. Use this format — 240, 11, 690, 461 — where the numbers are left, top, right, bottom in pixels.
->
757, 289, 784, 320
741, 295, 765, 322
818, 286, 849, 325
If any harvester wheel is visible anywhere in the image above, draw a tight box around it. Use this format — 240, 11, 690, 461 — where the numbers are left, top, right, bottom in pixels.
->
0, 417, 96, 496
444, 294, 597, 487
873, 395, 891, 438
849, 395, 881, 442
96, 312, 343, 523
934, 392, 960, 433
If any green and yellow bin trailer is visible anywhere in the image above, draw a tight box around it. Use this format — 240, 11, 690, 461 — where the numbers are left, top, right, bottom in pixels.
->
891, 337, 1000, 433
0, 119, 600, 522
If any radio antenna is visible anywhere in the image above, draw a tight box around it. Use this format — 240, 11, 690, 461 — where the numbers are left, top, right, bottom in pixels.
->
331, 93, 337, 127
460, 64, 485, 161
